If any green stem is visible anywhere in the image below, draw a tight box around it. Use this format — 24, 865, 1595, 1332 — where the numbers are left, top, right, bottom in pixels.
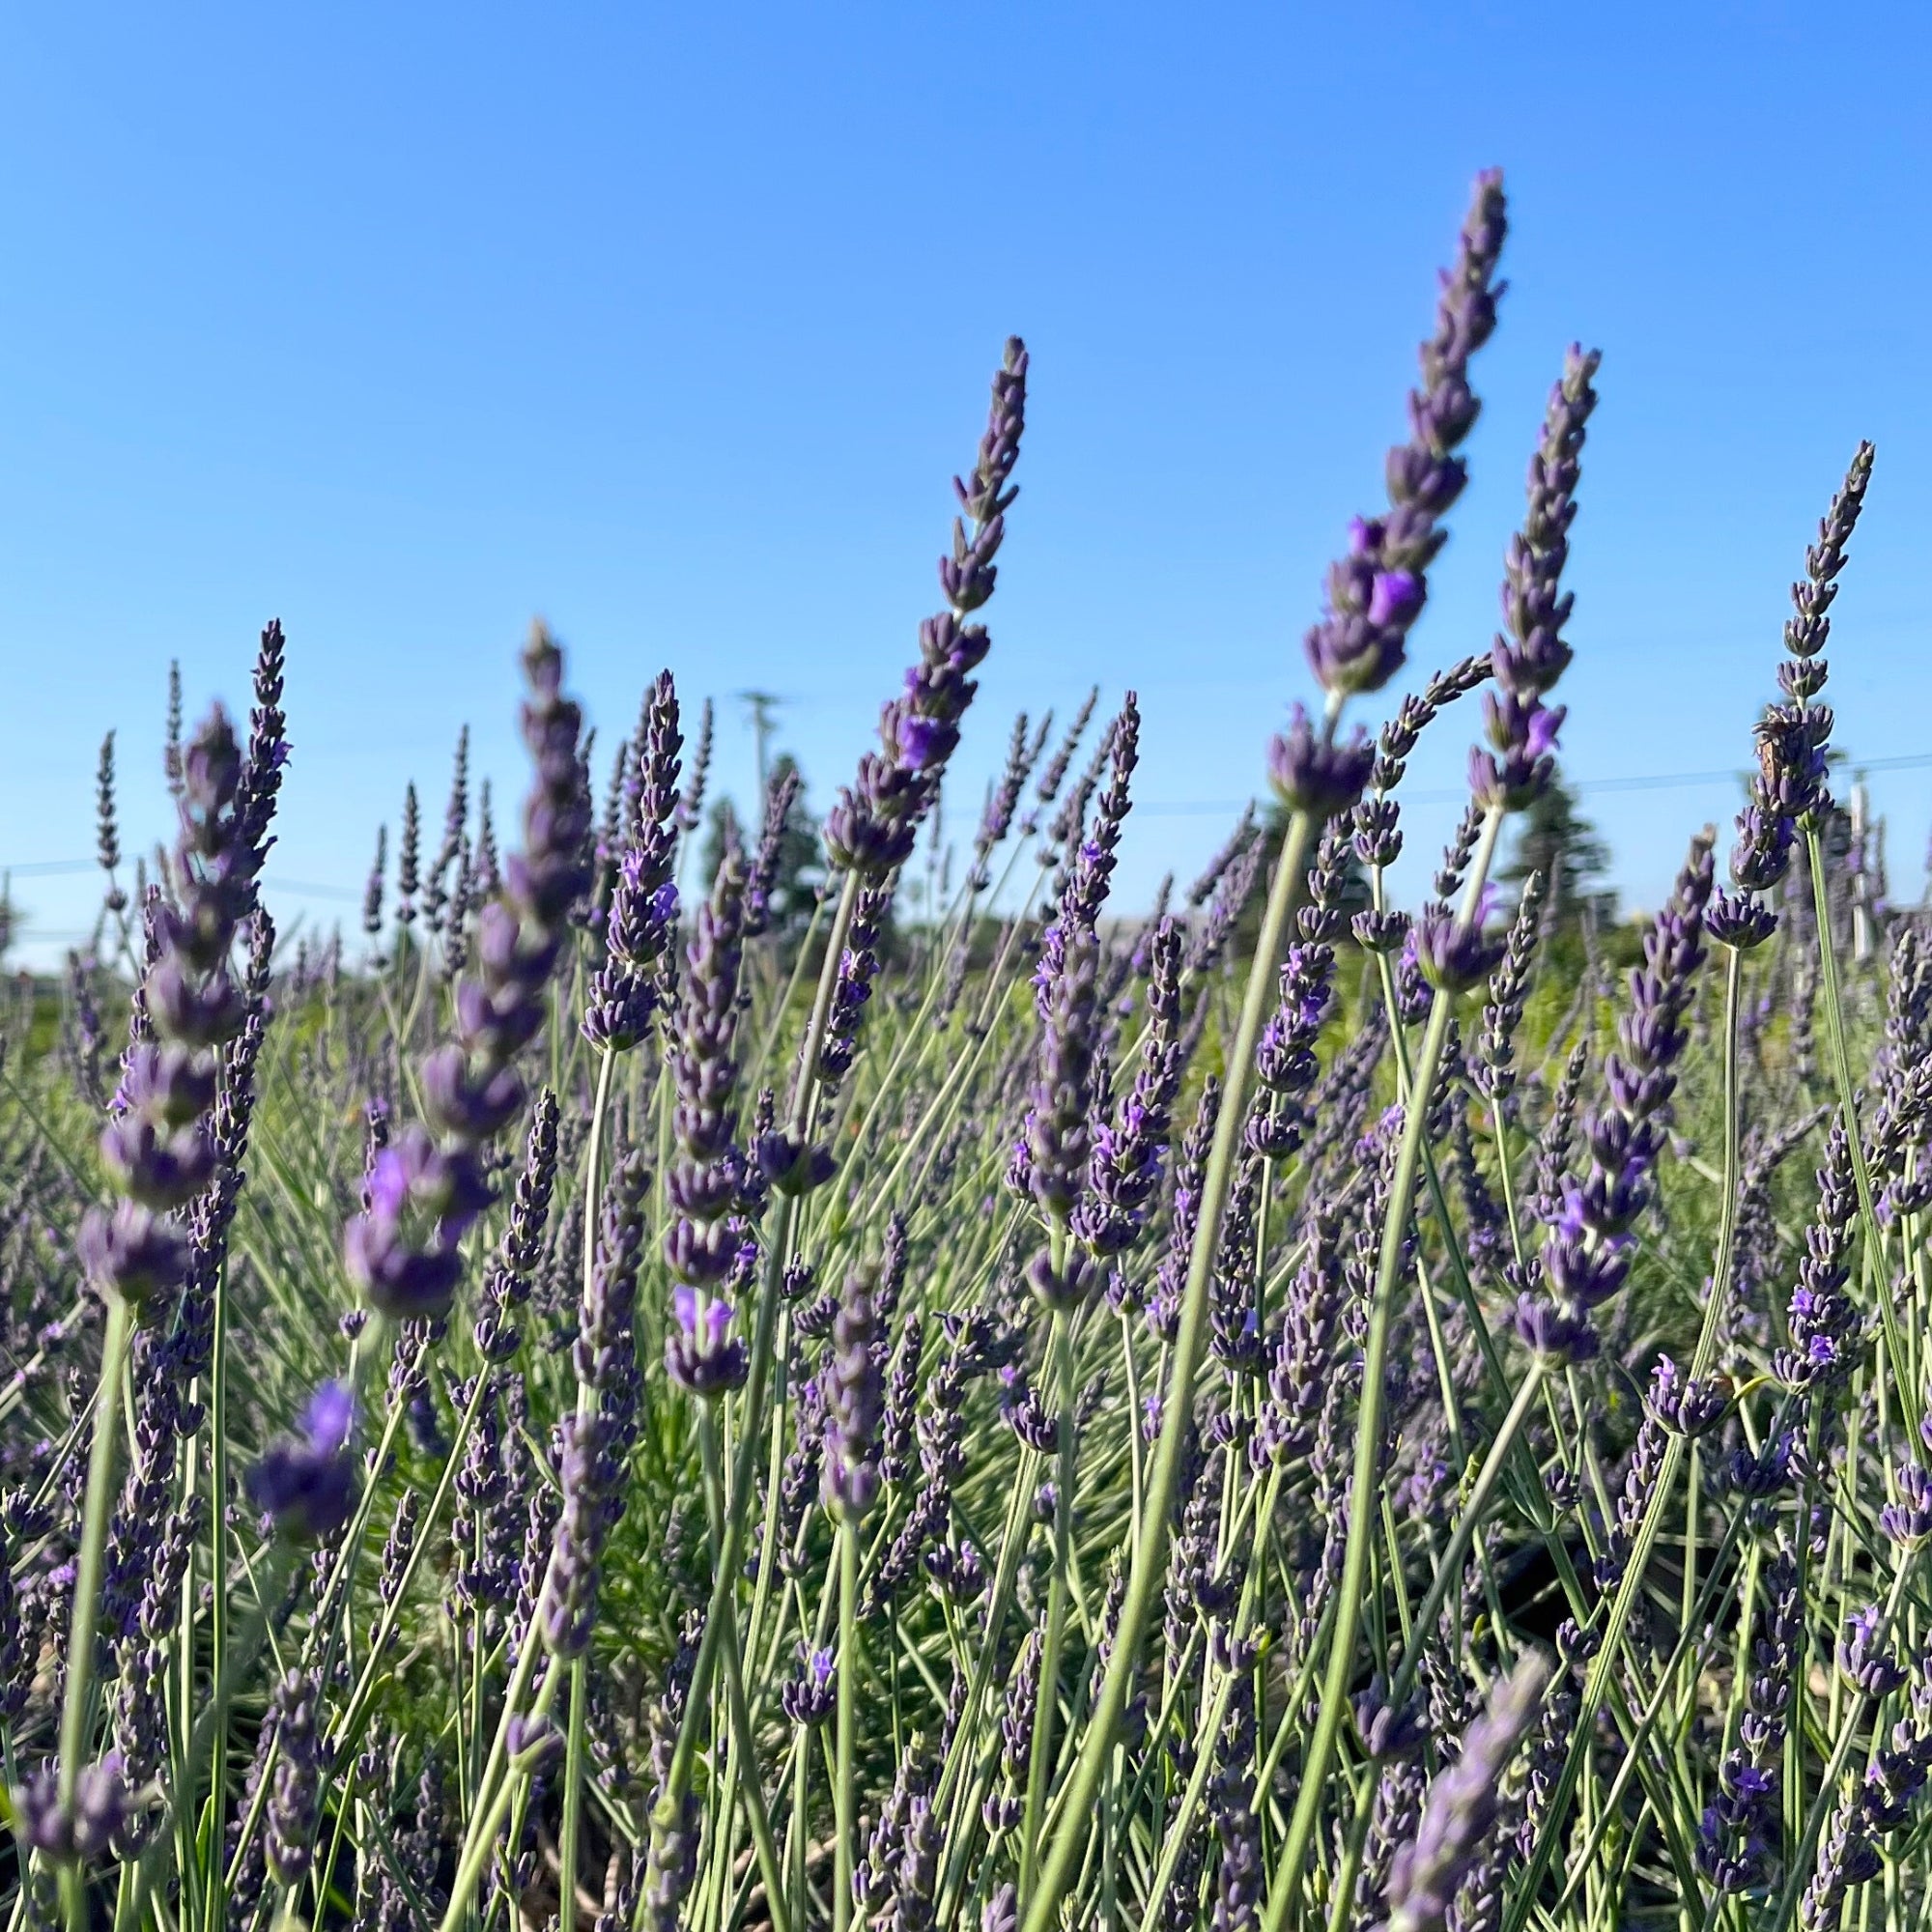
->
1703, 945, 1745, 1374
556, 1047, 617, 1927
558, 1659, 589, 1930
1322, 1361, 1548, 1930
1265, 810, 1501, 1932
1766, 1562, 1917, 1932
656, 874, 863, 1828
1020, 807, 1315, 1932
1020, 1296, 1078, 1892
437, 1654, 566, 1932
56, 1293, 133, 1931
834, 1518, 862, 1932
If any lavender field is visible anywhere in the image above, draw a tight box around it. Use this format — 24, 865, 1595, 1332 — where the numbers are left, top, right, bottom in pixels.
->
4, 169, 1929, 1932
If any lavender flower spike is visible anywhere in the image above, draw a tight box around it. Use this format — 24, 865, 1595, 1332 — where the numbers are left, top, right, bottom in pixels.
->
81, 702, 261, 1317
346, 624, 588, 1321
1471, 343, 1600, 814
822, 1263, 884, 1522
825, 338, 1029, 877
1304, 171, 1508, 699
584, 668, 681, 1051
1378, 1651, 1550, 1932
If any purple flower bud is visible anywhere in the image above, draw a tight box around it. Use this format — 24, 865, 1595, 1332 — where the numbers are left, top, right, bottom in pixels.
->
12, 1753, 129, 1863
1267, 704, 1376, 820
1706, 887, 1777, 951
246, 1382, 358, 1542
1645, 1354, 1727, 1437
1882, 1461, 1932, 1551
779, 1647, 838, 1728
1839, 1605, 1908, 1699
665, 1287, 750, 1399
1411, 895, 1505, 995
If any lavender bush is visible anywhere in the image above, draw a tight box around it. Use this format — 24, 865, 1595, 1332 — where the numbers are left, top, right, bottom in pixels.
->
3, 174, 1930, 1932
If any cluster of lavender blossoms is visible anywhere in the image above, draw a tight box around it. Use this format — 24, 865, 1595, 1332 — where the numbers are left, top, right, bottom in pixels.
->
342, 625, 589, 1330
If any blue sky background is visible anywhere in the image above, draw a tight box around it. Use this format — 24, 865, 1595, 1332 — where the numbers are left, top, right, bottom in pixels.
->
2, 2, 1926, 963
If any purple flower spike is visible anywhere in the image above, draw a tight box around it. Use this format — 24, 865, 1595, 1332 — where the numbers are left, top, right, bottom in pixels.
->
1380, 1652, 1549, 1932
1726, 442, 1874, 930
1304, 172, 1508, 698
1470, 343, 1599, 814
246, 1381, 359, 1542
345, 626, 588, 1325
822, 1264, 884, 1523
80, 698, 275, 1319
826, 339, 1029, 880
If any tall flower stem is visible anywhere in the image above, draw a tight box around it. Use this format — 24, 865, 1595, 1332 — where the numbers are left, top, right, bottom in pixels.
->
557, 1664, 589, 1932
1020, 805, 1315, 1932
1019, 1287, 1078, 1892
1706, 945, 1745, 1366
656, 871, 861, 1819
1322, 1359, 1548, 1928
698, 1410, 791, 1932
1500, 1290, 1767, 1932
1765, 1560, 1915, 1932
833, 1517, 862, 1932
1264, 805, 1502, 1931
198, 1252, 234, 1932
437, 1651, 566, 1932
555, 1046, 616, 1928
55, 1293, 133, 1932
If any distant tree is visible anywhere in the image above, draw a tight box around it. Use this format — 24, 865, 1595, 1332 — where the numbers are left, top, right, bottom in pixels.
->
757, 753, 823, 940
697, 752, 823, 942
1498, 776, 1616, 928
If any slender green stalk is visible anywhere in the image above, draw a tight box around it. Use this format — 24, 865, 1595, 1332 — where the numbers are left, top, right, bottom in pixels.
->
438, 1654, 566, 1932
1019, 1289, 1078, 1891
556, 1046, 617, 1925
834, 1519, 862, 1932
656, 873, 862, 1827
1321, 1361, 1548, 1929
1265, 807, 1501, 1932
695, 1411, 792, 1932
1020, 807, 1315, 1932
55, 1293, 134, 1932
558, 1662, 590, 1930
1706, 945, 1746, 1365
1500, 1291, 1774, 1932
1766, 1561, 1917, 1932
198, 1251, 235, 1932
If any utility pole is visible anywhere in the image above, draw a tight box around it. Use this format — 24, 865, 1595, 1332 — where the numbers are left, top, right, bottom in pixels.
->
1850, 779, 1871, 962
737, 690, 781, 802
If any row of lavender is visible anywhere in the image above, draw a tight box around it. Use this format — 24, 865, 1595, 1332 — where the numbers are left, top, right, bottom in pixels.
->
2, 170, 1928, 1932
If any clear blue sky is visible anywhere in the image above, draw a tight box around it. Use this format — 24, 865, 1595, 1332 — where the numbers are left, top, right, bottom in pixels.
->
3, 3, 1927, 963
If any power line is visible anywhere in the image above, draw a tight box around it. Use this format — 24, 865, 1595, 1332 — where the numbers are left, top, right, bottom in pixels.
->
0, 861, 360, 903
1133, 751, 1932, 818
